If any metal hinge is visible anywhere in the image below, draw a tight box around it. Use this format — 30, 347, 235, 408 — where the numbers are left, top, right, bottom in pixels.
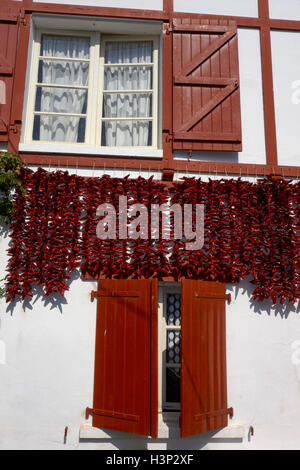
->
9, 124, 19, 134
194, 293, 232, 304
163, 130, 173, 143
18, 10, 27, 26
194, 407, 234, 422
164, 23, 173, 35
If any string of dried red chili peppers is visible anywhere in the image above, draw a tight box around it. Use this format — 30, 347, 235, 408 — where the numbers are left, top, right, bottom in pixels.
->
5, 168, 300, 304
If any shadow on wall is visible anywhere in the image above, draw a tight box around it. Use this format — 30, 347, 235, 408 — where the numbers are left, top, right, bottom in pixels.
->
5, 269, 82, 316
227, 276, 300, 319
4, 273, 300, 318
79, 429, 243, 451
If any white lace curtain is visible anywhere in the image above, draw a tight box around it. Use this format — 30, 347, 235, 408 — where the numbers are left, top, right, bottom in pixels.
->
102, 41, 153, 146
34, 36, 153, 146
35, 35, 90, 143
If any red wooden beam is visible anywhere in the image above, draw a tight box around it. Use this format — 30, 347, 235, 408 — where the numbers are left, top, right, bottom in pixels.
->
7, 12, 31, 154
20, 153, 300, 178
25, 2, 169, 21
258, 0, 278, 167
163, 0, 173, 14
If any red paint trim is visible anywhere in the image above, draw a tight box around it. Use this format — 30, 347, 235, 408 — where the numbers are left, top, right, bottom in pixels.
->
162, 21, 173, 176
2, 0, 300, 30
150, 279, 158, 438
27, 2, 168, 21
7, 12, 31, 154
20, 153, 300, 178
258, 0, 269, 19
164, 0, 173, 14
258, 0, 278, 167
2, 0, 299, 175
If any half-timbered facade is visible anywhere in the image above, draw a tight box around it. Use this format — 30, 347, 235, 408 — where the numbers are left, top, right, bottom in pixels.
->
0, 0, 300, 450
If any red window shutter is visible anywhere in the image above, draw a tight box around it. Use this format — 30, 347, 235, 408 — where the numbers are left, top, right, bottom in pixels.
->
0, 8, 19, 140
88, 279, 158, 437
172, 18, 242, 152
181, 280, 232, 438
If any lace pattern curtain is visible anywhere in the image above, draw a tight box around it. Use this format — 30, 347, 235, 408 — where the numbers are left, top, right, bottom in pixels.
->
102, 41, 153, 147
33, 35, 90, 143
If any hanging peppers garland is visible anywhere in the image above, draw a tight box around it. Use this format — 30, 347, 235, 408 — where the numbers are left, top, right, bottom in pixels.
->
5, 167, 300, 304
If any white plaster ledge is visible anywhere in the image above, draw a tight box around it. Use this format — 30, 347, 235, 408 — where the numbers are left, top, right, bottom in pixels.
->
19, 143, 163, 159
79, 422, 245, 440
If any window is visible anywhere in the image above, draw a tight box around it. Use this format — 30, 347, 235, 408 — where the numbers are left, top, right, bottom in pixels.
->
86, 279, 233, 438
19, 15, 242, 155
24, 30, 160, 149
159, 285, 182, 412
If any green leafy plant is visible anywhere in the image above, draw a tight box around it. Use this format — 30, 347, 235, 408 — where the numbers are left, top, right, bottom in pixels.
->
0, 151, 25, 223
0, 278, 6, 299
0, 152, 24, 300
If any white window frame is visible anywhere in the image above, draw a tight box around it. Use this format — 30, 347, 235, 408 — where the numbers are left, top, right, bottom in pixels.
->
158, 283, 181, 413
22, 27, 161, 154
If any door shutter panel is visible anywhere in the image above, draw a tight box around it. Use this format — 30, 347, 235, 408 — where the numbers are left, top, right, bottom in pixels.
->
181, 280, 232, 438
173, 18, 242, 152
87, 279, 158, 437
0, 8, 19, 140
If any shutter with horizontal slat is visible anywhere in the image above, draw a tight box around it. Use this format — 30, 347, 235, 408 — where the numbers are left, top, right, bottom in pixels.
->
0, 8, 19, 141
173, 18, 242, 152
181, 279, 232, 438
87, 279, 158, 437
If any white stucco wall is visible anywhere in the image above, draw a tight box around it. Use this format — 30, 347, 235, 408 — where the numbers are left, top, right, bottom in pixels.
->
174, 0, 258, 17
269, 0, 300, 21
271, 30, 300, 167
0, 168, 300, 450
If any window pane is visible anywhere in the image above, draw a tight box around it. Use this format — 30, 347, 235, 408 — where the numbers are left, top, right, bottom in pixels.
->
102, 120, 152, 146
167, 294, 181, 326
103, 93, 152, 118
33, 115, 86, 143
35, 87, 88, 115
167, 330, 181, 364
166, 367, 181, 404
38, 60, 89, 86
41, 35, 90, 59
105, 41, 153, 64
104, 66, 153, 91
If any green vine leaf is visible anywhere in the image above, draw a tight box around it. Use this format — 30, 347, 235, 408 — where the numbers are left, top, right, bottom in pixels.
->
0, 278, 6, 299
0, 151, 25, 224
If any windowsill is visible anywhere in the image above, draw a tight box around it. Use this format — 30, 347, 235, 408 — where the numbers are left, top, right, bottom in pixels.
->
19, 143, 163, 159
79, 413, 245, 440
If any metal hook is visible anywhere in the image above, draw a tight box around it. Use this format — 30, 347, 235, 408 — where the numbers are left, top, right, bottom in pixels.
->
198, 163, 202, 181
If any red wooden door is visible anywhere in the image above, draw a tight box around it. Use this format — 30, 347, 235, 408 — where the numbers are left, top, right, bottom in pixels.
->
181, 279, 232, 438
89, 279, 158, 437
172, 18, 242, 152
